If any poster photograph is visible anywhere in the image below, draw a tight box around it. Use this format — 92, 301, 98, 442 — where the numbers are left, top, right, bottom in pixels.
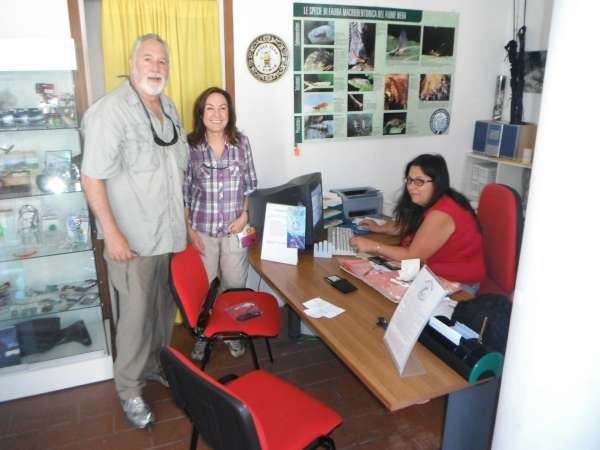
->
293, 3, 459, 143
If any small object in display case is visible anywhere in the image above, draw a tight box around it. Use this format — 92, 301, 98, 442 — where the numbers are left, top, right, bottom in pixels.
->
0, 111, 15, 128
15, 317, 92, 356
13, 109, 29, 127
0, 150, 39, 172
17, 204, 40, 246
0, 170, 31, 195
36, 150, 74, 193
41, 210, 62, 247
0, 280, 100, 320
26, 108, 46, 127
66, 208, 90, 245
0, 209, 12, 241
35, 83, 56, 100
0, 325, 21, 368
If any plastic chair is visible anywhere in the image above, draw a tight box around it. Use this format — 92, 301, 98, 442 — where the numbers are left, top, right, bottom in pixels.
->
161, 346, 342, 450
477, 184, 524, 300
170, 244, 280, 369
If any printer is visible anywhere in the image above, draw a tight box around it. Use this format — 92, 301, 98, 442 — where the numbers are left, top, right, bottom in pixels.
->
331, 186, 383, 219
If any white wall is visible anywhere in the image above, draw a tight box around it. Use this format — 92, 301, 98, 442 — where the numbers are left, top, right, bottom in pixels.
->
233, 0, 519, 212
493, 2, 600, 448
0, 0, 70, 38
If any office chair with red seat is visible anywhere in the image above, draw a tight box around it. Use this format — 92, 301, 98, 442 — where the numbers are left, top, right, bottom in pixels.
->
170, 244, 280, 369
477, 183, 524, 300
161, 346, 342, 450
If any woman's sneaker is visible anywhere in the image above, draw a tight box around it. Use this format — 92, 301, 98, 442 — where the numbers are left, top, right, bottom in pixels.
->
226, 339, 246, 358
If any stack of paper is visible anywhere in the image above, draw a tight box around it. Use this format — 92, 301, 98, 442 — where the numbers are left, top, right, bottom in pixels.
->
323, 192, 342, 208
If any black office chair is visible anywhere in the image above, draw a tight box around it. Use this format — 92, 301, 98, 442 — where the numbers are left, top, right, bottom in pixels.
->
160, 346, 342, 450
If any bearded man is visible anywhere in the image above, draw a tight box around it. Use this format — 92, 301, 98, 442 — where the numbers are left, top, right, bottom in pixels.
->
81, 34, 188, 429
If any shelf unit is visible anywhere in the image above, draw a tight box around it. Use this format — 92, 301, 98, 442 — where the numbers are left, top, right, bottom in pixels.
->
464, 153, 532, 210
0, 63, 112, 401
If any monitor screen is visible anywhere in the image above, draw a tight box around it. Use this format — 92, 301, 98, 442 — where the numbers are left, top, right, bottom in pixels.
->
248, 172, 324, 247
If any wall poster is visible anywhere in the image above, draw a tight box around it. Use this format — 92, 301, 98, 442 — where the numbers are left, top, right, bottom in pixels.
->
293, 3, 459, 143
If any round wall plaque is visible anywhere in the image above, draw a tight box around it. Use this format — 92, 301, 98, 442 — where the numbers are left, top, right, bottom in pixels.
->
429, 108, 450, 135
246, 34, 289, 82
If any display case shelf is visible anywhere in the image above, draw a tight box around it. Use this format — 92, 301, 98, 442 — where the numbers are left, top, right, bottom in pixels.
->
0, 241, 91, 263
0, 185, 82, 201
0, 122, 78, 133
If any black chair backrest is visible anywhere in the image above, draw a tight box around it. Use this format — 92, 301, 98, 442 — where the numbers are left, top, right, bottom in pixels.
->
160, 347, 262, 450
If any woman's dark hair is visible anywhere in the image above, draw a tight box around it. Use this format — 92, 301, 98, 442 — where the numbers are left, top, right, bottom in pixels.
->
393, 153, 477, 239
187, 87, 238, 147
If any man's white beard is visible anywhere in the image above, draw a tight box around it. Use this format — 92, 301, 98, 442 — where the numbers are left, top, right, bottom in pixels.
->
133, 69, 166, 96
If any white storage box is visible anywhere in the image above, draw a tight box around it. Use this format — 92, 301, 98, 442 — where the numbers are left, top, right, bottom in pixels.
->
469, 162, 497, 200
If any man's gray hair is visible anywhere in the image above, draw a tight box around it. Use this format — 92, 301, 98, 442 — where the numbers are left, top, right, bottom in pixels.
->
131, 33, 169, 62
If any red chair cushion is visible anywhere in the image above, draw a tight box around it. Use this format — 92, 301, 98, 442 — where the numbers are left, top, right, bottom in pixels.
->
227, 370, 343, 450
205, 291, 281, 338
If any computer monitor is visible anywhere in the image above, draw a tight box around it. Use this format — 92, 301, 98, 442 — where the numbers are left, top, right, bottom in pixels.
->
248, 172, 324, 247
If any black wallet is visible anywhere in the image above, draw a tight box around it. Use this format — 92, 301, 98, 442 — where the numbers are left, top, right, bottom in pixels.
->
325, 275, 357, 293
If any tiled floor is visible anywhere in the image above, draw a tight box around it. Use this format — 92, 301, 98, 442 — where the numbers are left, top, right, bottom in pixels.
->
0, 311, 446, 450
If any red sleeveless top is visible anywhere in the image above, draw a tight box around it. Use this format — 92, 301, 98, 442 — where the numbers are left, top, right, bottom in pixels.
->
422, 195, 485, 284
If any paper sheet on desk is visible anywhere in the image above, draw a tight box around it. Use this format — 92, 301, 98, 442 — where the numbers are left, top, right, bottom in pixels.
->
339, 258, 463, 304
303, 298, 345, 318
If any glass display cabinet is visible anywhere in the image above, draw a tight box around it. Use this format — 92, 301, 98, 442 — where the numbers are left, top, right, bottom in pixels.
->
0, 66, 112, 401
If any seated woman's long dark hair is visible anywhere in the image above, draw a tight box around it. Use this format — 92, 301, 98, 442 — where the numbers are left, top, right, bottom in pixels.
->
394, 154, 477, 240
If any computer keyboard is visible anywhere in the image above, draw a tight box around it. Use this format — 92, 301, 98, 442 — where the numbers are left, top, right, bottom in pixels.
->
327, 226, 356, 256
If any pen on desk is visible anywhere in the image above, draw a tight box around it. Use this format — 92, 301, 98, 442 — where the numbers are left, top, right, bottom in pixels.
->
478, 316, 488, 344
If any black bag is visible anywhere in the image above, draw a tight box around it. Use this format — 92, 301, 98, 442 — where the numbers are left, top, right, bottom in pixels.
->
452, 293, 512, 354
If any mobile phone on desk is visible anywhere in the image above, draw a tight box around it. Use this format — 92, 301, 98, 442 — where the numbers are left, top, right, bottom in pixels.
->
324, 275, 357, 293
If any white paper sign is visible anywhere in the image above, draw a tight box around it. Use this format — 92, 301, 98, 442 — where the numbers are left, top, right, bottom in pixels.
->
260, 203, 298, 265
383, 266, 447, 375
303, 297, 345, 318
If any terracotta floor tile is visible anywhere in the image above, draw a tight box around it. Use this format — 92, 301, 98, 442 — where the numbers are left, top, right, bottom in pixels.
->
148, 416, 191, 447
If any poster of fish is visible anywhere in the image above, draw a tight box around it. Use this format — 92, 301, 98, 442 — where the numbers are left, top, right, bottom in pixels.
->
293, 3, 459, 143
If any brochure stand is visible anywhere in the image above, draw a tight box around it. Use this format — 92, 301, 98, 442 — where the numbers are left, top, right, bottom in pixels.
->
260, 203, 305, 266
383, 266, 447, 377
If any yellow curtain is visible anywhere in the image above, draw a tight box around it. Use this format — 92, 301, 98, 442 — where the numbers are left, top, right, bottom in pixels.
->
101, 0, 222, 132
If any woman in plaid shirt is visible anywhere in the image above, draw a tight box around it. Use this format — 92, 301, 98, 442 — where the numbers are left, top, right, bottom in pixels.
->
184, 87, 258, 359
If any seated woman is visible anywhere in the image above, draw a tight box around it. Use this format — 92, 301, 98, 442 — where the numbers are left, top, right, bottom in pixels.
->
350, 153, 485, 290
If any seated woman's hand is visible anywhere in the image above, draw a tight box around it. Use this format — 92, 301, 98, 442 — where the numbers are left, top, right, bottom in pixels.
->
358, 218, 379, 231
350, 235, 378, 254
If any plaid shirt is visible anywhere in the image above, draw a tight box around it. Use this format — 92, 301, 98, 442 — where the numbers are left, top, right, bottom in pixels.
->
184, 133, 257, 237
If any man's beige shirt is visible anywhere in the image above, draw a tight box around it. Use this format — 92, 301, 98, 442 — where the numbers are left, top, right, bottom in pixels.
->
82, 81, 188, 256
